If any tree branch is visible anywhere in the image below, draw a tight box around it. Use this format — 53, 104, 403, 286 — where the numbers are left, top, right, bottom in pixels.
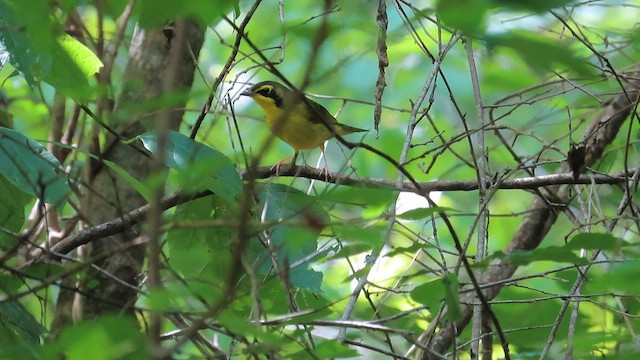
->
424, 66, 640, 358
245, 165, 637, 193
34, 166, 636, 261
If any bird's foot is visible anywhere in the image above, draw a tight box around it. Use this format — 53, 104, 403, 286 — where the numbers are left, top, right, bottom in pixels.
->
270, 157, 295, 176
319, 164, 331, 182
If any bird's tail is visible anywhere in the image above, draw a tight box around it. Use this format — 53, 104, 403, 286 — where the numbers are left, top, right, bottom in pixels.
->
337, 124, 367, 134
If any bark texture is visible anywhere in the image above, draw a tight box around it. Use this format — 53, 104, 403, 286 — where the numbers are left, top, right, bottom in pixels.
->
51, 20, 205, 329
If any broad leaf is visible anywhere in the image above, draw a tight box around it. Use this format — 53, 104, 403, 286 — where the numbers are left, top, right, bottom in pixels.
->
40, 315, 148, 360
0, 2, 102, 102
290, 339, 359, 359
138, 0, 239, 28
397, 206, 456, 220
41, 34, 102, 103
411, 274, 462, 320
256, 184, 329, 292
486, 32, 594, 77
0, 176, 29, 247
0, 300, 44, 359
566, 233, 624, 250
140, 130, 241, 203
0, 299, 45, 345
436, 0, 490, 36
494, 0, 574, 13
0, 127, 69, 206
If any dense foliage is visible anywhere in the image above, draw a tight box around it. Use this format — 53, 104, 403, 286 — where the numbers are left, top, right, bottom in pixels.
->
0, 0, 639, 359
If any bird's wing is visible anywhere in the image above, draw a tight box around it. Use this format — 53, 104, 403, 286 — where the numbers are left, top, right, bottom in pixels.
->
294, 96, 339, 126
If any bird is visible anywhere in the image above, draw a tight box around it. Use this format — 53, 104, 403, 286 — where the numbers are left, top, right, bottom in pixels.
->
240, 81, 366, 177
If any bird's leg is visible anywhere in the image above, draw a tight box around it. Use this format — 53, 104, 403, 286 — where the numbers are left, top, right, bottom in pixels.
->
271, 150, 299, 176
319, 145, 331, 182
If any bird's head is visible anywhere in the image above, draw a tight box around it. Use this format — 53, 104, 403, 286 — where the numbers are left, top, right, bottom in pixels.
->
240, 81, 289, 110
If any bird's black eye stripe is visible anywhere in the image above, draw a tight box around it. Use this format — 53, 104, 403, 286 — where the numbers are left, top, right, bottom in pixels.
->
255, 85, 283, 108
257, 88, 271, 96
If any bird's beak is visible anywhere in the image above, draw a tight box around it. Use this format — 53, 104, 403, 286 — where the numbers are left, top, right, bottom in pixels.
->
240, 89, 253, 97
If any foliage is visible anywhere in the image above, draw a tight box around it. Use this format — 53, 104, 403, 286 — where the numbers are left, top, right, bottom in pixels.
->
0, 0, 639, 359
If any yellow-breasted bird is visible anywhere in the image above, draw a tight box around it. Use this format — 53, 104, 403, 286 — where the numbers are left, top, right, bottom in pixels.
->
241, 81, 366, 175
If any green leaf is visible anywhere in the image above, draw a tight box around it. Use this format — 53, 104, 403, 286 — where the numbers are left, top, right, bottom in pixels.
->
493, 0, 574, 13
325, 242, 372, 260
103, 159, 152, 202
0, 0, 51, 86
0, 300, 44, 360
0, 3, 102, 102
442, 274, 462, 321
410, 276, 447, 313
0, 175, 29, 247
485, 31, 594, 77
436, 0, 490, 36
291, 339, 359, 359
144, 285, 209, 312
410, 274, 461, 320
318, 187, 396, 218
385, 242, 441, 258
20, 263, 66, 282
509, 247, 588, 265
256, 184, 330, 292
137, 0, 237, 28
480, 247, 588, 267
566, 233, 624, 250
166, 195, 233, 304
319, 187, 395, 207
477, 233, 626, 269
331, 224, 385, 251
139, 130, 241, 203
40, 34, 102, 103
217, 311, 286, 346
0, 127, 70, 206
584, 262, 640, 295
397, 206, 456, 220
0, 299, 45, 345
40, 315, 148, 360
436, 0, 576, 37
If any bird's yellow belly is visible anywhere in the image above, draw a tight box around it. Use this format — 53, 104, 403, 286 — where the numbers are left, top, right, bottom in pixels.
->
266, 113, 331, 150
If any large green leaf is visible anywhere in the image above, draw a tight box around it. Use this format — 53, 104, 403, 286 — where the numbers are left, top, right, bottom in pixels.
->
318, 187, 396, 218
0, 0, 48, 86
40, 315, 148, 360
435, 0, 576, 36
256, 184, 329, 292
410, 274, 462, 321
216, 311, 286, 347
0, 299, 45, 347
436, 0, 490, 36
584, 262, 640, 295
0, 1, 102, 102
137, 0, 239, 28
412, 279, 446, 310
141, 131, 244, 303
479, 248, 587, 267
493, 0, 574, 13
0, 175, 29, 247
485, 31, 594, 77
165, 195, 232, 304
0, 127, 70, 207
139, 130, 241, 203
40, 34, 102, 103
0, 301, 43, 360
289, 339, 359, 359
566, 232, 624, 250
397, 206, 456, 220
478, 233, 628, 268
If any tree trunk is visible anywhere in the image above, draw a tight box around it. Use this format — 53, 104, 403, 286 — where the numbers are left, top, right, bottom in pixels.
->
51, 20, 205, 331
